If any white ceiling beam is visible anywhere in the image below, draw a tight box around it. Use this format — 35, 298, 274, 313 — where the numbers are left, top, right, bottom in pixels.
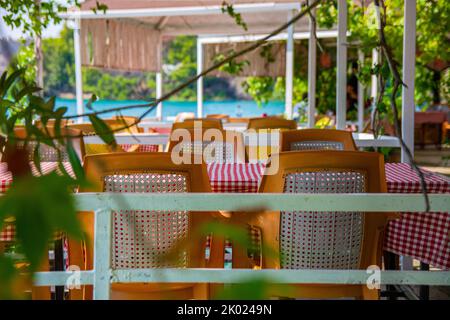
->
59, 2, 302, 20
198, 30, 349, 44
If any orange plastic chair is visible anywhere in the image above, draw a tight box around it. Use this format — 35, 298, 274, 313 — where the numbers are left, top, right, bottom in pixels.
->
174, 112, 195, 122
280, 129, 357, 151
181, 118, 224, 130
206, 114, 230, 121
245, 118, 297, 163
68, 119, 142, 154
110, 116, 144, 133
34, 119, 74, 127
231, 150, 393, 299
168, 128, 245, 163
67, 152, 225, 300
2, 126, 85, 162
228, 117, 250, 124
247, 117, 297, 130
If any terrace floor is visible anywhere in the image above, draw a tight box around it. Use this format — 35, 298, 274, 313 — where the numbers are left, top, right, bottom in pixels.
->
415, 146, 450, 177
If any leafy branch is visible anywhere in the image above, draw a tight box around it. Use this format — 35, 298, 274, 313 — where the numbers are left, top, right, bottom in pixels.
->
374, 0, 430, 211
221, 1, 248, 31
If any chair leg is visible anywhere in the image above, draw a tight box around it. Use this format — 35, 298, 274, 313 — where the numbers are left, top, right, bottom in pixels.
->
54, 238, 65, 300
31, 249, 51, 300
419, 262, 430, 300
384, 251, 399, 300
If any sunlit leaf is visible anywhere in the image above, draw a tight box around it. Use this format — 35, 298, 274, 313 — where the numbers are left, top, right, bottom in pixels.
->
66, 141, 85, 181
1, 69, 24, 98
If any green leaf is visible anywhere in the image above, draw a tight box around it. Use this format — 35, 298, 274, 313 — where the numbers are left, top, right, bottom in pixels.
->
0, 255, 18, 299
88, 114, 116, 147
85, 94, 98, 111
1, 69, 24, 98
66, 141, 85, 181
14, 86, 42, 101
214, 278, 285, 300
55, 106, 68, 117
32, 141, 42, 175
2, 174, 83, 270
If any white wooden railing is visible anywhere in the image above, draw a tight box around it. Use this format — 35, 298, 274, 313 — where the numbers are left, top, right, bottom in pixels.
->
33, 193, 450, 300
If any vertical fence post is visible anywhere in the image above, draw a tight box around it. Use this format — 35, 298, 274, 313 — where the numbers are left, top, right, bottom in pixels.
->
93, 208, 112, 300
73, 17, 84, 123
401, 0, 417, 163
307, 8, 317, 128
156, 72, 163, 121
357, 49, 365, 132
285, 10, 295, 120
336, 0, 348, 130
197, 38, 204, 118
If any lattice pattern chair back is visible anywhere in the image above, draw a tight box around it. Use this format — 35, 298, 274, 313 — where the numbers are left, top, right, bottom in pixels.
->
4, 126, 85, 162
280, 129, 357, 152
104, 172, 189, 269
175, 118, 223, 130
247, 117, 297, 131
68, 119, 143, 155
232, 151, 390, 299
168, 128, 245, 163
70, 152, 222, 300
281, 170, 365, 269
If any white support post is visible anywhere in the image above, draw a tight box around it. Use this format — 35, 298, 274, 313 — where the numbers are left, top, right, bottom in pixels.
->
285, 10, 295, 120
155, 35, 163, 121
196, 38, 203, 118
73, 18, 84, 123
93, 208, 112, 300
371, 48, 379, 101
357, 50, 365, 132
400, 0, 417, 271
156, 72, 163, 120
336, 0, 348, 130
401, 0, 416, 163
307, 8, 317, 128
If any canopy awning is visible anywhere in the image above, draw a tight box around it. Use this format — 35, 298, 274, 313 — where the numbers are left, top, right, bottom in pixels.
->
64, 1, 316, 72
75, 1, 308, 36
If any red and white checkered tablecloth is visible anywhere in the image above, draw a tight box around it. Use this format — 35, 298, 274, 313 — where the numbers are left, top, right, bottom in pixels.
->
207, 163, 265, 193
384, 163, 450, 270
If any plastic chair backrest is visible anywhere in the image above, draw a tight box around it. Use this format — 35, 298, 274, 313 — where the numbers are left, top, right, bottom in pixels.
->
280, 129, 357, 151
70, 152, 221, 299
254, 151, 388, 272
247, 117, 297, 130
168, 128, 245, 163
3, 126, 85, 162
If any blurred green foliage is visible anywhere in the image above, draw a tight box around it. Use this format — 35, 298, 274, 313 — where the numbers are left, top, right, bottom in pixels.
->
0, 68, 117, 299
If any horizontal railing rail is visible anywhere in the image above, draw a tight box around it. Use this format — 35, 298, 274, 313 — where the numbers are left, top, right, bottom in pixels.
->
31, 192, 450, 299
73, 192, 450, 212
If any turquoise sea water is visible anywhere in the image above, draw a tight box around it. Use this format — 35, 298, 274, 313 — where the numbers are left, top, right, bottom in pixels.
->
55, 98, 285, 120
